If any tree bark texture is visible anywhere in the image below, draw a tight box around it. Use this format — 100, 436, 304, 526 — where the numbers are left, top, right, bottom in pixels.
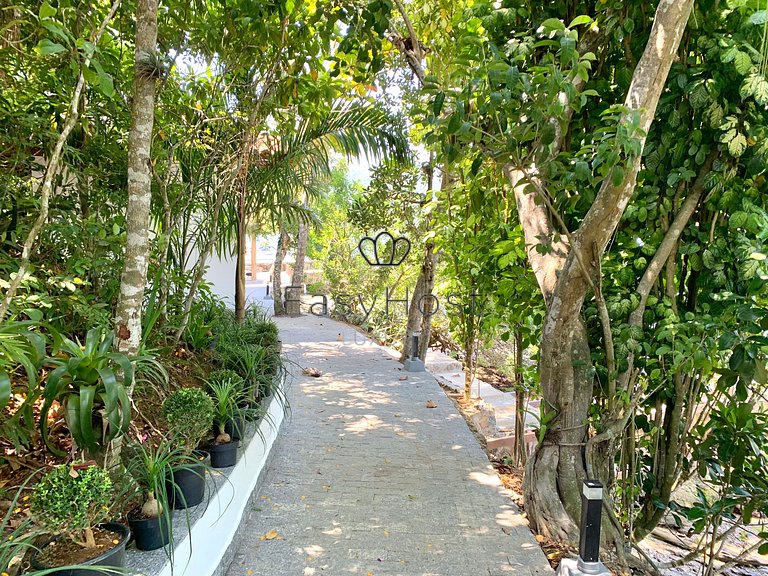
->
235, 192, 247, 323
288, 203, 309, 317
250, 232, 258, 279
272, 228, 289, 316
114, 0, 158, 357
515, 0, 694, 544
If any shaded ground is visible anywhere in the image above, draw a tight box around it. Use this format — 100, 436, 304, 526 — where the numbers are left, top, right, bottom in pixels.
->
226, 315, 553, 576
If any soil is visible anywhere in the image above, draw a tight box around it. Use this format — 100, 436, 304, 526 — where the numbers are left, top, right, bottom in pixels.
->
476, 365, 517, 393
34, 525, 125, 567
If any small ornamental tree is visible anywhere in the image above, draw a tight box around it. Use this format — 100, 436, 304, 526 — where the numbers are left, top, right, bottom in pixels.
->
30, 464, 113, 548
162, 388, 215, 454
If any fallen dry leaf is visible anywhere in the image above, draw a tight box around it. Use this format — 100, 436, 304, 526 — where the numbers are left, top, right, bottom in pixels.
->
535, 534, 547, 543
302, 367, 322, 377
426, 400, 437, 408
398, 375, 408, 381
260, 529, 283, 541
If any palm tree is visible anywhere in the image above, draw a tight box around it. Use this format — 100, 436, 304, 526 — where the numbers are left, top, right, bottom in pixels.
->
232, 99, 411, 320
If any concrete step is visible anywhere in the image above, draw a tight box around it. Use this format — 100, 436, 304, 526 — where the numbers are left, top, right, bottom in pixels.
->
425, 350, 463, 373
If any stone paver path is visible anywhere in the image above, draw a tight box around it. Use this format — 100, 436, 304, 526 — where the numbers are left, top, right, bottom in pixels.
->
226, 315, 553, 576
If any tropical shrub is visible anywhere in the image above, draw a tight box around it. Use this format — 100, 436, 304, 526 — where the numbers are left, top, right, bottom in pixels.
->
30, 464, 113, 549
0, 317, 46, 449
40, 328, 133, 455
162, 387, 215, 454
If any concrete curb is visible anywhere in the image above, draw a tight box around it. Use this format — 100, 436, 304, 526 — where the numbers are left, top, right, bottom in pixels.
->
127, 388, 287, 576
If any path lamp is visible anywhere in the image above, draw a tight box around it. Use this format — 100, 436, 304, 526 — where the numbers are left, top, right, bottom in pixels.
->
556, 480, 611, 576
403, 330, 425, 372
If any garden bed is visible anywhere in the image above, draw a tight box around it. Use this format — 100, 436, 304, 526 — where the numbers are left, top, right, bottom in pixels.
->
126, 388, 286, 576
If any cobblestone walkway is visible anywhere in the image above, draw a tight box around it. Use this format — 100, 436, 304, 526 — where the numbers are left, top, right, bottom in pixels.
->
226, 315, 553, 576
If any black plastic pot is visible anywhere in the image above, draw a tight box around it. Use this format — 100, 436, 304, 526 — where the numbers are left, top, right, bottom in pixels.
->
167, 454, 208, 509
128, 513, 172, 551
30, 521, 130, 576
206, 439, 240, 468
221, 415, 245, 440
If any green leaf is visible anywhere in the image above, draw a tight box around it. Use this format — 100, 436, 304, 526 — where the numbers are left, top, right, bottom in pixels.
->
540, 18, 565, 34
748, 10, 767, 25
730, 211, 748, 229
721, 46, 739, 63
433, 92, 445, 117
729, 346, 745, 372
568, 15, 592, 27
77, 386, 98, 452
39, 1, 56, 18
90, 59, 115, 98
35, 38, 67, 55
741, 74, 768, 105
734, 51, 753, 75
611, 166, 625, 186
446, 113, 462, 135
541, 122, 556, 145
0, 371, 10, 410
728, 132, 747, 157
470, 154, 483, 175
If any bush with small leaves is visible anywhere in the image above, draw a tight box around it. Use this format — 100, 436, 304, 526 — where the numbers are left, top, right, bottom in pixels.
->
162, 387, 215, 454
30, 464, 113, 548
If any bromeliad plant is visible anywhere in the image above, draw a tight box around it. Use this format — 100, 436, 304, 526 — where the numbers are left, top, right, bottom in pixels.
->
40, 328, 133, 456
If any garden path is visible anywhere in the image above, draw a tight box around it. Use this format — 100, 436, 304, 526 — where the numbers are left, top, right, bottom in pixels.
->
225, 314, 553, 576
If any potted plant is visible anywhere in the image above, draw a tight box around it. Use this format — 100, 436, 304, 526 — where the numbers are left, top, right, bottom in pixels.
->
205, 377, 246, 468
122, 438, 193, 551
206, 369, 250, 439
162, 387, 215, 509
29, 463, 130, 575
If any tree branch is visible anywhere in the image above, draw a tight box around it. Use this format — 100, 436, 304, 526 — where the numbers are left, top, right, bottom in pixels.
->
390, 0, 425, 82
616, 149, 717, 390
0, 0, 122, 321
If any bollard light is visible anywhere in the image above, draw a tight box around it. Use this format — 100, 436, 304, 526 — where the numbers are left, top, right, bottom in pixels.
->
403, 329, 425, 372
578, 480, 603, 574
411, 331, 421, 360
555, 480, 610, 576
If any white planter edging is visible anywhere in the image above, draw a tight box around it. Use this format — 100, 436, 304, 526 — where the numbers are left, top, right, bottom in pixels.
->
156, 391, 285, 576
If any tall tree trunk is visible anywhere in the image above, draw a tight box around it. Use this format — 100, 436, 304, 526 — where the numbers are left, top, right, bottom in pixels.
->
516, 0, 694, 546
115, 0, 158, 358
272, 228, 289, 315
235, 191, 247, 323
250, 231, 258, 279
288, 202, 309, 316
400, 161, 438, 363
400, 257, 427, 362
416, 242, 436, 360
513, 327, 527, 467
